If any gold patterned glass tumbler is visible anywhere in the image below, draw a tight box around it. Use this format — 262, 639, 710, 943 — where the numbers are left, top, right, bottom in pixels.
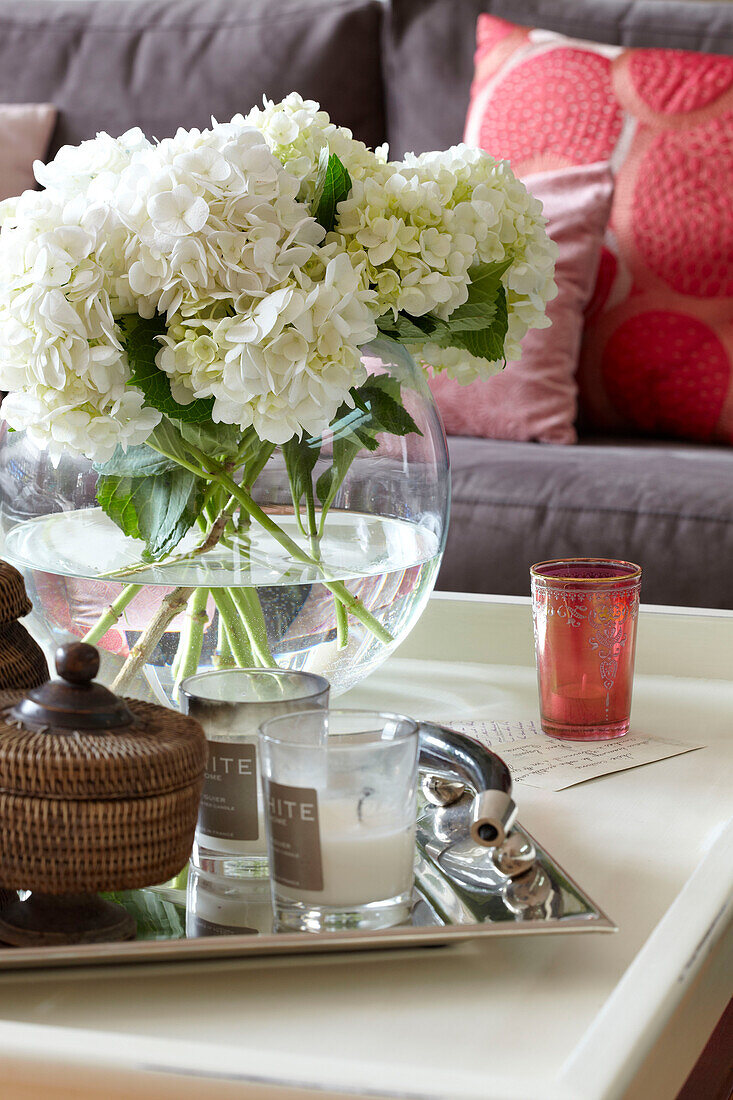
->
531, 559, 642, 741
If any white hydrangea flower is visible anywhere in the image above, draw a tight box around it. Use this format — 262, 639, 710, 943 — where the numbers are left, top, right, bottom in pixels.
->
158, 251, 377, 444
0, 118, 352, 460
0, 180, 158, 461
33, 128, 150, 203
243, 93, 379, 203
113, 122, 326, 321
1, 382, 160, 466
413, 343, 505, 385
0, 104, 557, 461
248, 109, 556, 349
391, 145, 558, 381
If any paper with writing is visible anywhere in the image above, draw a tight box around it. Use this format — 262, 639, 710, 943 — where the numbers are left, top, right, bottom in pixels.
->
449, 720, 703, 791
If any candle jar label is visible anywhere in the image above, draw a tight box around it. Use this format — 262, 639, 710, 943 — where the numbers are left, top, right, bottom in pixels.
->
199, 741, 259, 841
266, 781, 323, 892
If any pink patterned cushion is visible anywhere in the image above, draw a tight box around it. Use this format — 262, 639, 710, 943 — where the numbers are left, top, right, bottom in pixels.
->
464, 15, 733, 445
430, 163, 612, 443
0, 103, 56, 200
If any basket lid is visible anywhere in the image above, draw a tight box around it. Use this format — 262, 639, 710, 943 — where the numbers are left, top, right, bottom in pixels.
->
9, 643, 136, 733
0, 561, 32, 624
0, 643, 207, 799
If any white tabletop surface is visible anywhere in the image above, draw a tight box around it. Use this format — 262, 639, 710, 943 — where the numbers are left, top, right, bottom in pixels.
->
0, 593, 731, 1100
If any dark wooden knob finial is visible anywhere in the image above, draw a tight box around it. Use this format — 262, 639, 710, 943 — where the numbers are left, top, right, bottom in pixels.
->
10, 642, 135, 732
55, 643, 100, 686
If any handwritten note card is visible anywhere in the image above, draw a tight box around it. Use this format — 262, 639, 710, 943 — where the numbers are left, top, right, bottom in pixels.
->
449, 719, 703, 791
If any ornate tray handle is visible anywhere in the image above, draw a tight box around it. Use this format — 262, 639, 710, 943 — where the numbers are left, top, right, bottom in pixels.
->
417, 722, 518, 848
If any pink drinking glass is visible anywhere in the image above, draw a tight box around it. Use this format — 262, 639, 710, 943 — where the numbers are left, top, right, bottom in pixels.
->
530, 558, 642, 741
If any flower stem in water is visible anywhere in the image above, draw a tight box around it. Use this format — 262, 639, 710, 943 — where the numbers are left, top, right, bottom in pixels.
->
215, 610, 236, 669
93, 436, 395, 693
82, 583, 142, 645
111, 586, 194, 695
335, 597, 349, 649
229, 587, 276, 668
210, 587, 256, 668
195, 463, 394, 648
174, 587, 210, 693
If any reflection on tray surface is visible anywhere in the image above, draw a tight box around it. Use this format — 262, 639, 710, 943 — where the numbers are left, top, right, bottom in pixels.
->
78, 818, 601, 943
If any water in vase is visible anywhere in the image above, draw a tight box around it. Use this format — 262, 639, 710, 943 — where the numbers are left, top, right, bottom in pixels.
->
4, 508, 441, 700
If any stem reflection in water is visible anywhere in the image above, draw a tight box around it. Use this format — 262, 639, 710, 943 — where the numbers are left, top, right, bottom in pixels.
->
88, 445, 395, 695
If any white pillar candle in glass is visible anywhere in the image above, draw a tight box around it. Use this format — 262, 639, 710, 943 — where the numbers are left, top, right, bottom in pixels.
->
260, 709, 419, 931
277, 799, 416, 907
180, 669, 329, 878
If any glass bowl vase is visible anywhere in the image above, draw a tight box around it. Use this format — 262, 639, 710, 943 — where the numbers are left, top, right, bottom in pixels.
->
0, 341, 449, 705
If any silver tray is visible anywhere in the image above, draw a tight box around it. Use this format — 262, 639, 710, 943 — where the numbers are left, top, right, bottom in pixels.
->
0, 812, 615, 971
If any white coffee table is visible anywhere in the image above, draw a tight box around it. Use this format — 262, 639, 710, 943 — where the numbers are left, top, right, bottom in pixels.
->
0, 593, 730, 1100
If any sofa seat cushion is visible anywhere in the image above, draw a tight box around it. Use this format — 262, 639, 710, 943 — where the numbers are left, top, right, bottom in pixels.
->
0, 0, 386, 156
440, 434, 733, 607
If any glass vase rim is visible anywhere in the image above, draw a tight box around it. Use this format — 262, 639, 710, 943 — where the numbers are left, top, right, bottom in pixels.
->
179, 667, 331, 706
258, 708, 419, 748
530, 557, 642, 586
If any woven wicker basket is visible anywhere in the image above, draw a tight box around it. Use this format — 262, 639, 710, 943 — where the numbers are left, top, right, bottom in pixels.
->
0, 560, 32, 623
0, 622, 49, 690
0, 561, 48, 690
0, 650, 207, 895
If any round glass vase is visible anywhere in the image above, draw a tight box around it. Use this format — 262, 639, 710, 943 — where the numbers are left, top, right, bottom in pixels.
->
0, 340, 449, 704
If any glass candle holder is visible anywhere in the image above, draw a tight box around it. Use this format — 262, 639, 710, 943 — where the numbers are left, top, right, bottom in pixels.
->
259, 709, 419, 933
531, 558, 642, 741
180, 669, 329, 878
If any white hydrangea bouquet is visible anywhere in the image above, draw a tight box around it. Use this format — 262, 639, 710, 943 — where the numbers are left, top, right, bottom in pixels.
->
0, 94, 556, 693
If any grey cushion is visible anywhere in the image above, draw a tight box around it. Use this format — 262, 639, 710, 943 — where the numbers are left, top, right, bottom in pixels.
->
384, 0, 733, 156
0, 0, 386, 157
440, 435, 733, 608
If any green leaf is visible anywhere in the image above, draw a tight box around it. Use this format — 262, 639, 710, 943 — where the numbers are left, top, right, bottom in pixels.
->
120, 313, 216, 425
358, 375, 422, 438
450, 284, 509, 361
458, 258, 512, 309
314, 417, 383, 516
95, 444, 207, 561
376, 312, 448, 344
146, 418, 207, 470
93, 442, 174, 479
428, 259, 511, 345
177, 419, 241, 459
310, 148, 352, 233
315, 432, 363, 515
375, 259, 512, 364
282, 435, 321, 514
315, 376, 421, 514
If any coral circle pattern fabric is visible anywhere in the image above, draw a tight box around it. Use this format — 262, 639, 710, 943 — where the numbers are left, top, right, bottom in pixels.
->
464, 15, 733, 444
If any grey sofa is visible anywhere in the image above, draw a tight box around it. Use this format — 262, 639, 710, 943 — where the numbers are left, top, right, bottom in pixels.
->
1, 0, 731, 608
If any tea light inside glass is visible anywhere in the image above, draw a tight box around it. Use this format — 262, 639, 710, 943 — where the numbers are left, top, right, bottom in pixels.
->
259, 709, 419, 932
180, 669, 329, 878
